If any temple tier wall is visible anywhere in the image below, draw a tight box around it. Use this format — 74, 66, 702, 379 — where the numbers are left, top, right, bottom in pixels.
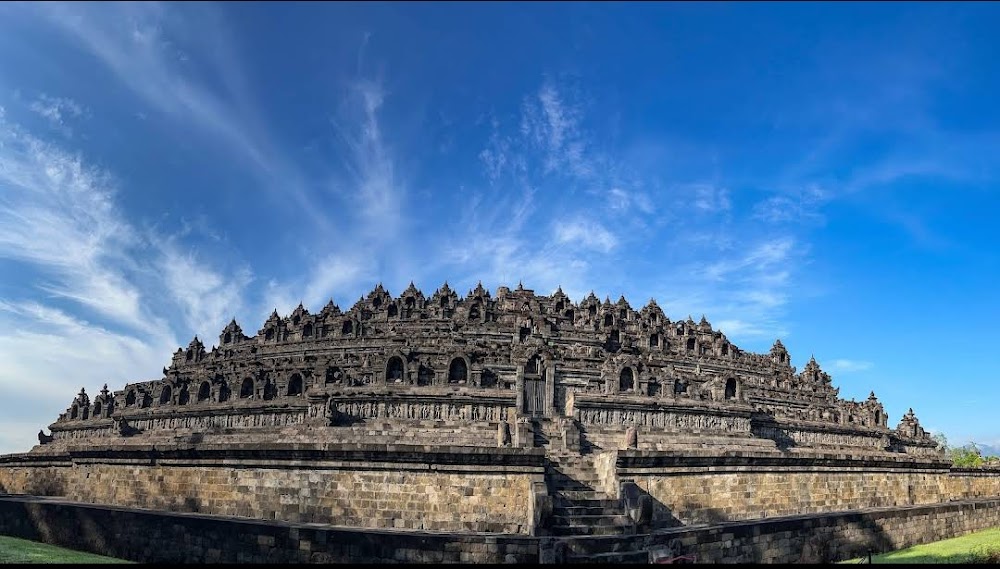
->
0, 444, 545, 535
0, 496, 540, 563
605, 450, 1000, 527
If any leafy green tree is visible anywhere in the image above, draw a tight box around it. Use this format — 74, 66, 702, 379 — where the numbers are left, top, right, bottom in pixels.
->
931, 433, 989, 467
950, 442, 984, 468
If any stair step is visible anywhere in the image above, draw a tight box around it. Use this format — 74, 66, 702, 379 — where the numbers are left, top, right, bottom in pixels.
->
552, 514, 630, 527
550, 524, 632, 536
549, 469, 599, 477
561, 535, 642, 555
553, 497, 621, 508
550, 483, 597, 492
566, 550, 649, 564
555, 490, 614, 500
553, 505, 625, 516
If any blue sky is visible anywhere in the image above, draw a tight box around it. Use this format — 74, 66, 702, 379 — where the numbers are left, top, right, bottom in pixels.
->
0, 2, 997, 454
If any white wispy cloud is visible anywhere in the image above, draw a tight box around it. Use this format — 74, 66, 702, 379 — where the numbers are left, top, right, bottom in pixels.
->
0, 112, 257, 453
553, 218, 618, 253
158, 242, 253, 342
330, 76, 406, 239
30, 2, 328, 232
657, 236, 801, 342
753, 185, 828, 223
829, 359, 874, 373
691, 183, 732, 214
700, 238, 796, 282
257, 253, 376, 323
0, 301, 175, 453
520, 81, 593, 180
607, 187, 655, 214
29, 93, 83, 136
0, 119, 156, 335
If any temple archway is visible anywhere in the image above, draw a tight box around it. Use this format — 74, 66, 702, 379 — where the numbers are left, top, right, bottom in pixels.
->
240, 378, 254, 398
619, 368, 635, 393
386, 356, 405, 383
725, 377, 737, 400
287, 374, 304, 396
448, 358, 469, 384
197, 381, 211, 402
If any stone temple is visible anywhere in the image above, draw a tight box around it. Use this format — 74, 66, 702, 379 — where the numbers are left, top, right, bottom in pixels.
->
1, 281, 997, 564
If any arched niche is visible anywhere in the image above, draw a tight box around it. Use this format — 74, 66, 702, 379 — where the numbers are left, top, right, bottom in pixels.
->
287, 373, 304, 396
448, 357, 469, 384
240, 378, 254, 398
197, 381, 212, 402
724, 377, 738, 400
386, 355, 406, 384
618, 367, 636, 393
159, 385, 172, 405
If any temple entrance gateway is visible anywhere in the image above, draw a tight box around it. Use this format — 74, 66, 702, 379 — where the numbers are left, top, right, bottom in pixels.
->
523, 376, 545, 416
522, 355, 546, 416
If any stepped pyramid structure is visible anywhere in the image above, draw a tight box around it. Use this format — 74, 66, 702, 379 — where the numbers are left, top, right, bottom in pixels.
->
4, 281, 975, 565
41, 281, 936, 457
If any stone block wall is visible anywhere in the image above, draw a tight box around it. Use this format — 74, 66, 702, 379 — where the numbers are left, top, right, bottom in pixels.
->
0, 496, 538, 564
645, 498, 1000, 563
2, 495, 1000, 564
0, 444, 543, 535
614, 451, 1000, 526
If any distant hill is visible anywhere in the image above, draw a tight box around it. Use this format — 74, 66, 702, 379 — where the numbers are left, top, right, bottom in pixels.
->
974, 443, 1000, 458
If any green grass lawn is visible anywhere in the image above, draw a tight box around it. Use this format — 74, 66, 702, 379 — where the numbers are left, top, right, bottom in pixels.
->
841, 526, 1000, 564
0, 535, 132, 564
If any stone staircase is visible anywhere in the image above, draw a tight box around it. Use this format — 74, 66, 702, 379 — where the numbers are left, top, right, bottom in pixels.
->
545, 453, 648, 563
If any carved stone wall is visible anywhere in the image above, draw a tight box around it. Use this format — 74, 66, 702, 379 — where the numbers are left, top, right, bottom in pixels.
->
38, 281, 939, 458
611, 451, 1000, 527
0, 444, 543, 535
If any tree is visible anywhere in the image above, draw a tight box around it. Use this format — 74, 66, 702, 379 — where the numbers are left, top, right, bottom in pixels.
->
931, 433, 987, 468
950, 442, 984, 468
